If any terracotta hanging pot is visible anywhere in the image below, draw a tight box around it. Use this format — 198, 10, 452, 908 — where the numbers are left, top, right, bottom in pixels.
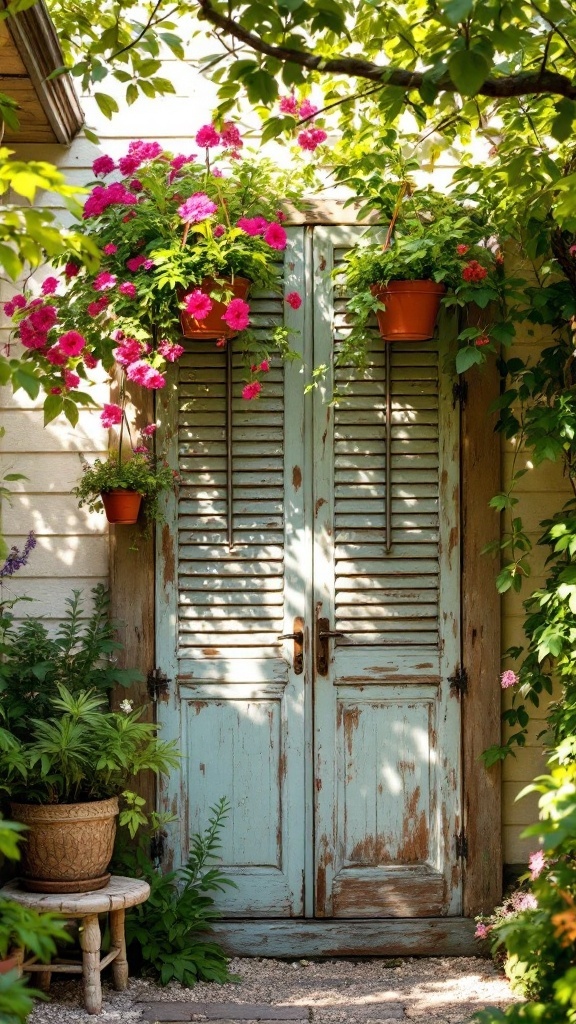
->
370, 280, 446, 341
10, 797, 119, 893
179, 276, 251, 340
0, 949, 23, 976
101, 489, 142, 525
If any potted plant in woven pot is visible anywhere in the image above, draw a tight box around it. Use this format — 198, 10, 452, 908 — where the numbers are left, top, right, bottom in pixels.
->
341, 182, 506, 366
2, 126, 305, 428
0, 586, 179, 894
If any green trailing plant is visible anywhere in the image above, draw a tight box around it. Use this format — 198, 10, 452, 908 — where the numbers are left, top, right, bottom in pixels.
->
73, 449, 176, 525
114, 797, 236, 986
0, 584, 142, 739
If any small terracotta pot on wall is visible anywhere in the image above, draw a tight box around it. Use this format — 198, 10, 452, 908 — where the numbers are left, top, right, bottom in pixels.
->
11, 797, 119, 893
0, 949, 24, 976
101, 489, 142, 525
179, 276, 251, 339
370, 280, 446, 341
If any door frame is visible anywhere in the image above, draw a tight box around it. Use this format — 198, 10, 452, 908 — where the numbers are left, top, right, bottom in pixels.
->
110, 201, 501, 949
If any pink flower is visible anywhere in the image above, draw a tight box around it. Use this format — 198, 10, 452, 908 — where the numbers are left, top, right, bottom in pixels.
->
113, 338, 143, 366
20, 329, 47, 350
100, 403, 123, 428
242, 381, 262, 400
196, 124, 221, 148
141, 423, 157, 436
50, 387, 62, 395
510, 892, 537, 912
264, 222, 288, 250
93, 271, 117, 291
63, 369, 80, 389
119, 282, 137, 298
213, 225, 226, 238
222, 298, 250, 332
171, 153, 197, 171
276, 210, 286, 222
259, 360, 270, 373
184, 289, 213, 320
130, 179, 142, 192
158, 340, 185, 362
298, 99, 318, 119
212, 168, 224, 178
45, 345, 67, 366
127, 140, 163, 161
178, 192, 218, 224
29, 306, 58, 332
103, 243, 118, 255
279, 96, 299, 115
58, 330, 86, 357
126, 255, 147, 272
92, 155, 116, 176
221, 121, 242, 148
41, 277, 59, 295
83, 182, 138, 218
132, 445, 149, 454
462, 260, 488, 282
126, 360, 166, 389
474, 923, 490, 940
237, 216, 268, 236
118, 154, 141, 176
286, 291, 302, 310
13, 294, 26, 309
83, 351, 98, 369
297, 128, 327, 151
64, 262, 80, 278
475, 335, 490, 347
456, 244, 469, 255
3, 300, 15, 317
500, 669, 519, 689
87, 297, 109, 317
529, 850, 546, 881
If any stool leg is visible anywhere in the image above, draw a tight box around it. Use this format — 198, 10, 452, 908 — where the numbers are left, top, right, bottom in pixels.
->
110, 908, 129, 990
79, 914, 102, 1014
36, 970, 52, 992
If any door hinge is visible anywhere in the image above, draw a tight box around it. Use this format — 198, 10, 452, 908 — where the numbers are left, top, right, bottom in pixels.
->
452, 379, 468, 409
147, 667, 170, 701
455, 829, 468, 861
449, 665, 468, 696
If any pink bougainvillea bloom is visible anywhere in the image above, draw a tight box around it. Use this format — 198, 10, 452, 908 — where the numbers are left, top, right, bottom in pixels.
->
19, 322, 47, 349
64, 262, 80, 278
242, 381, 262, 400
13, 294, 26, 309
83, 350, 98, 369
126, 255, 147, 272
297, 128, 328, 151
178, 192, 218, 224
119, 282, 137, 298
529, 850, 546, 880
127, 140, 163, 162
456, 244, 469, 255
475, 335, 490, 347
500, 669, 519, 689
195, 124, 221, 148
212, 168, 224, 178
171, 153, 197, 171
129, 179, 142, 192
113, 338, 143, 366
126, 360, 166, 389
100, 403, 123, 428
158, 340, 185, 362
221, 121, 243, 148
259, 360, 270, 373
50, 387, 62, 395
63, 369, 80, 389
213, 225, 226, 238
141, 423, 157, 437
118, 154, 141, 176
103, 243, 118, 255
92, 155, 116, 176
237, 216, 268, 236
41, 277, 59, 295
298, 99, 318, 119
222, 298, 250, 331
93, 271, 117, 291
462, 260, 488, 282
286, 291, 302, 310
264, 222, 288, 250
3, 301, 15, 317
474, 923, 490, 939
45, 345, 67, 366
276, 210, 286, 222
83, 182, 138, 218
184, 289, 213, 320
279, 95, 299, 115
87, 297, 109, 317
29, 306, 58, 332
58, 330, 87, 357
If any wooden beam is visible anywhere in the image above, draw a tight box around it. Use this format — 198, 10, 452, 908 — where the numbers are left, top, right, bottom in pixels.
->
0, 0, 83, 144
461, 351, 502, 916
210, 919, 479, 957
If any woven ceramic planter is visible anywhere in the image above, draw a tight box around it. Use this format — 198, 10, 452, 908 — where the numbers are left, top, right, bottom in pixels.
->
370, 280, 446, 341
11, 797, 119, 893
179, 276, 251, 339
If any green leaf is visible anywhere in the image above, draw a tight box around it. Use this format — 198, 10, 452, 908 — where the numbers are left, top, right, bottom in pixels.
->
126, 83, 139, 106
244, 69, 279, 105
12, 367, 40, 399
94, 92, 119, 119
0, 243, 23, 280
551, 98, 576, 143
43, 393, 64, 425
448, 49, 490, 96
455, 345, 483, 373
441, 0, 474, 25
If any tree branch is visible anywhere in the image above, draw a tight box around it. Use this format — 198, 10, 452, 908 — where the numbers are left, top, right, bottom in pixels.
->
196, 0, 576, 100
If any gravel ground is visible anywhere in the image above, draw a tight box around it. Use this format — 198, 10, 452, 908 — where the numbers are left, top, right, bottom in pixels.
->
27, 956, 517, 1024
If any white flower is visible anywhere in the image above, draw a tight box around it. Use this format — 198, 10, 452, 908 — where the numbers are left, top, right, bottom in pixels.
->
119, 699, 133, 714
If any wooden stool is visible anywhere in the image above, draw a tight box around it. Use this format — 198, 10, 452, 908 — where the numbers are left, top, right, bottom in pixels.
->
0, 875, 150, 1014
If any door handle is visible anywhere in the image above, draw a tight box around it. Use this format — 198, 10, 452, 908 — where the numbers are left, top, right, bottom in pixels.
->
316, 617, 346, 676
277, 617, 304, 674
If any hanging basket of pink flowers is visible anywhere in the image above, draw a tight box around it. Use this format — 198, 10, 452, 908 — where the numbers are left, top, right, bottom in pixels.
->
2, 123, 305, 429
